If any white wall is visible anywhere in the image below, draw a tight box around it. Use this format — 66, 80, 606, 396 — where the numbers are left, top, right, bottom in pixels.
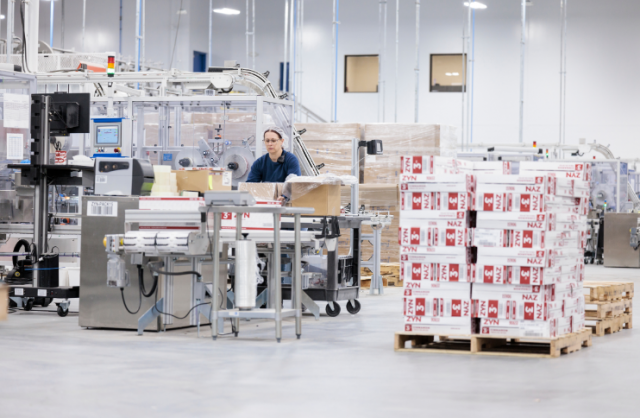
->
7, 0, 640, 157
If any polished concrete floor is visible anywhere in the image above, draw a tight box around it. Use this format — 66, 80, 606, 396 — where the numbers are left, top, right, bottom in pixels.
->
1, 265, 638, 417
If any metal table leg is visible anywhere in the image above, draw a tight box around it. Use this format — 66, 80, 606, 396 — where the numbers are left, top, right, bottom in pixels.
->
274, 212, 282, 343
211, 212, 221, 340
294, 214, 302, 339
234, 212, 242, 336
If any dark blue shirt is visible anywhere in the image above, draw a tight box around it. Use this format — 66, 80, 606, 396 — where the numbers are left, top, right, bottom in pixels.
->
246, 150, 301, 183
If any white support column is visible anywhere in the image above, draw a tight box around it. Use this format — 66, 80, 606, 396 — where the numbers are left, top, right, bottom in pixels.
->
394, 0, 399, 123
82, 0, 87, 52
26, 0, 40, 72
141, 0, 146, 68
252, 0, 256, 70
331, 0, 337, 122
208, 0, 213, 67
6, 0, 14, 59
246, 0, 249, 68
414, 0, 420, 123
559, 0, 568, 146
518, 0, 527, 143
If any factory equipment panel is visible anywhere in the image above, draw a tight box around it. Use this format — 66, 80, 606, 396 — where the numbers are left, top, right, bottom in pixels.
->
91, 118, 132, 157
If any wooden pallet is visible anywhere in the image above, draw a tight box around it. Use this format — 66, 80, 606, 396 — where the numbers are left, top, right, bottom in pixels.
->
583, 282, 634, 302
360, 275, 388, 289
587, 313, 633, 337
585, 299, 633, 319
394, 329, 592, 358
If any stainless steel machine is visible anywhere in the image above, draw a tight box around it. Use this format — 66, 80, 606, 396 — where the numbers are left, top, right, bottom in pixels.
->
604, 212, 640, 268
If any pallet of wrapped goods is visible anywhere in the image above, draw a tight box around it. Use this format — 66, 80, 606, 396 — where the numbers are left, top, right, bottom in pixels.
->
297, 123, 360, 176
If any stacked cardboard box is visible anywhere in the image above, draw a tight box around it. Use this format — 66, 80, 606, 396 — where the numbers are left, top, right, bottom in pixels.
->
399, 157, 590, 338
399, 164, 476, 335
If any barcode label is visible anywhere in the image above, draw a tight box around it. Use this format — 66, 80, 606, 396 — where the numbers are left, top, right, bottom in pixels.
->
88, 201, 118, 217
15, 288, 24, 296
37, 289, 47, 297
96, 175, 108, 184
222, 172, 232, 186
524, 330, 543, 337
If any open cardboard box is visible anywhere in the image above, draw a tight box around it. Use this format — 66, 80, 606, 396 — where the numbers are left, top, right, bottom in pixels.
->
288, 183, 341, 216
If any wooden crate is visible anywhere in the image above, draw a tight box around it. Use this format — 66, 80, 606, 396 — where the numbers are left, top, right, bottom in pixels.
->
0, 284, 7, 321
587, 313, 633, 337
394, 329, 592, 358
583, 282, 634, 302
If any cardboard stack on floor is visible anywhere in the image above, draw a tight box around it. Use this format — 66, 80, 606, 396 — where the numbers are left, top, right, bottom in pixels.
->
399, 158, 590, 338
399, 157, 476, 335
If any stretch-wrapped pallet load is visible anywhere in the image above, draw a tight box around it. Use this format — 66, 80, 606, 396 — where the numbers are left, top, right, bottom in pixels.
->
399, 169, 477, 335
363, 124, 458, 184
298, 123, 361, 177
399, 157, 590, 338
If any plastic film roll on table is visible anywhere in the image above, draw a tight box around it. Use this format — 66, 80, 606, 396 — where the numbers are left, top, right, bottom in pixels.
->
235, 239, 258, 309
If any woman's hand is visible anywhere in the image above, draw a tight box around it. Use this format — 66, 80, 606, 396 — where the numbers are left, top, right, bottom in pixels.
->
277, 196, 285, 202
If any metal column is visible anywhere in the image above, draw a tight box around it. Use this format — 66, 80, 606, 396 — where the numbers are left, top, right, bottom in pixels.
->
414, 0, 421, 123
6, 0, 14, 59
378, 0, 388, 123
211, 213, 221, 340
273, 213, 282, 343
208, 0, 213, 67
518, 0, 527, 143
331, 0, 339, 122
294, 214, 302, 339
394, 0, 399, 123
559, 0, 568, 147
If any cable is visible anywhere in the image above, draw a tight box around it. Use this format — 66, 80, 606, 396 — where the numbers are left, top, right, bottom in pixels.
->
138, 265, 158, 298
147, 262, 201, 279
120, 288, 142, 315
168, 0, 185, 69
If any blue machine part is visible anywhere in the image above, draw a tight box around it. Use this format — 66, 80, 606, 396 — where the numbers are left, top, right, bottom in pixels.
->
163, 153, 173, 162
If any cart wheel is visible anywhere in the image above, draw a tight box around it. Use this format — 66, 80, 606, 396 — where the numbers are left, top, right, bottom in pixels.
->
57, 306, 69, 317
24, 299, 34, 311
346, 299, 361, 314
41, 298, 52, 307
325, 302, 341, 317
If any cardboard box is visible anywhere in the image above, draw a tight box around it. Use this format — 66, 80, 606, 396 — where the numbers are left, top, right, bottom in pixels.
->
0, 284, 7, 321
476, 212, 548, 231
404, 284, 471, 299
404, 316, 472, 326
473, 229, 509, 248
400, 192, 436, 211
399, 226, 432, 246
509, 230, 545, 249
432, 228, 470, 247
437, 263, 475, 282
221, 200, 281, 230
477, 183, 545, 194
479, 318, 558, 338
475, 265, 509, 284
289, 183, 341, 216
400, 246, 473, 265
139, 197, 204, 211
437, 192, 474, 211
401, 262, 436, 282
476, 192, 507, 212
403, 296, 438, 316
174, 168, 232, 193
508, 193, 544, 213
403, 321, 475, 335
399, 174, 476, 192
239, 182, 282, 200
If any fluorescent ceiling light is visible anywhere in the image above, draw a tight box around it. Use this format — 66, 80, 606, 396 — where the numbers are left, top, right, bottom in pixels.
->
0, 15, 4, 20
445, 72, 452, 76
452, 72, 459, 76
177, 9, 187, 15
213, 7, 240, 15
464, 2, 487, 9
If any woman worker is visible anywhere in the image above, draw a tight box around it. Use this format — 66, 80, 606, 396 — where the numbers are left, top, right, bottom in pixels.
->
246, 128, 301, 201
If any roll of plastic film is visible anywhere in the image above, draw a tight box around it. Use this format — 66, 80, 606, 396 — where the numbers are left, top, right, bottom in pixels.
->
235, 239, 257, 309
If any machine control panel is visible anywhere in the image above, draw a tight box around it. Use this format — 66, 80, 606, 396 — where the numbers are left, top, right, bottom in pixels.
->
91, 118, 132, 158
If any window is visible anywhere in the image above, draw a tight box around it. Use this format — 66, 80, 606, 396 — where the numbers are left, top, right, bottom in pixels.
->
344, 55, 379, 93
430, 54, 467, 92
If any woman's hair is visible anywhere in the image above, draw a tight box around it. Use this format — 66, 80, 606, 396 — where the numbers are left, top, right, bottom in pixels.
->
264, 128, 283, 140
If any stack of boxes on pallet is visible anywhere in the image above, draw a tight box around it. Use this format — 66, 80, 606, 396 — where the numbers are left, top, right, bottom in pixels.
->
400, 157, 590, 338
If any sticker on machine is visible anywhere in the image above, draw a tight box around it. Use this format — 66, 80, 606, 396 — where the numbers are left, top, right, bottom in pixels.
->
95, 175, 108, 184
87, 201, 118, 217
222, 171, 232, 186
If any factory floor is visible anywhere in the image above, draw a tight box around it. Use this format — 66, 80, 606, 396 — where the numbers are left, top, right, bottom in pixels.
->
0, 265, 638, 417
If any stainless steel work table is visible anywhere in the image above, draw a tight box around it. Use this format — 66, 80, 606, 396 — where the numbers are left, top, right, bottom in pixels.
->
199, 205, 314, 343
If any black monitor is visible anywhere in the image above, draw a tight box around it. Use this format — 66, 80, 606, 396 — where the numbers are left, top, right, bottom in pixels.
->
45, 92, 91, 135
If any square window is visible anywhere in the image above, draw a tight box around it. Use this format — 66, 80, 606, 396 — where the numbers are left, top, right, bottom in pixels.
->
430, 54, 467, 92
344, 55, 379, 93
